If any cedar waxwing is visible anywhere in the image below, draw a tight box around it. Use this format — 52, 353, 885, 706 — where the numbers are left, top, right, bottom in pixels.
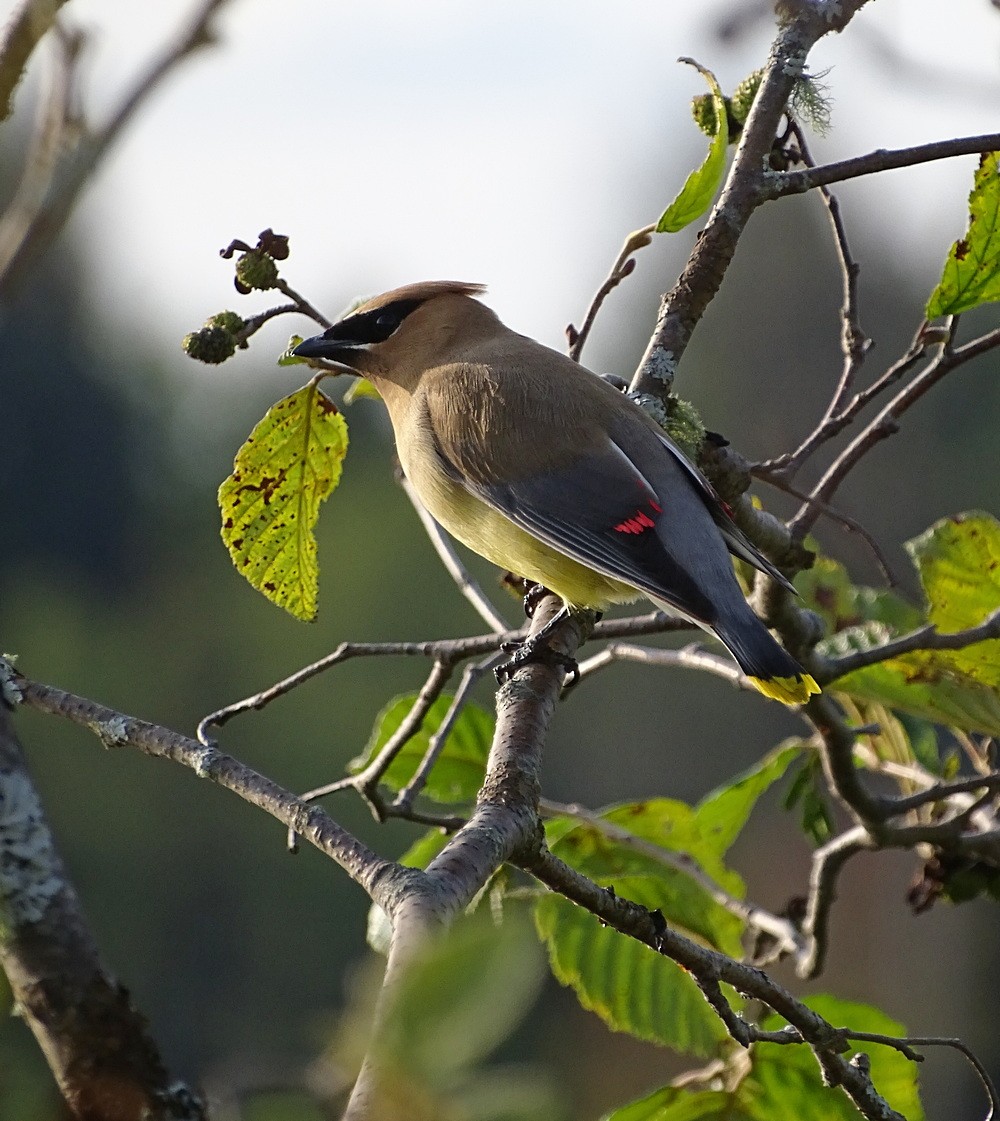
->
293, 281, 819, 704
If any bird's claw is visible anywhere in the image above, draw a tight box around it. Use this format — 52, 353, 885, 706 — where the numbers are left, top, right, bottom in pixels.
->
495, 635, 579, 686
522, 582, 553, 619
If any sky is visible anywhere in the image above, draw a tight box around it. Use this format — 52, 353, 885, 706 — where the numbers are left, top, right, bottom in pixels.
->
8, 0, 1000, 377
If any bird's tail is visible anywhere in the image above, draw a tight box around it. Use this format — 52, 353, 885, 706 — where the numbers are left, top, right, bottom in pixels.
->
714, 613, 820, 706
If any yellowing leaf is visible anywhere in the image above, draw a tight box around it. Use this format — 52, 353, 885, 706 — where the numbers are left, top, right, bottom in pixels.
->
657, 60, 729, 234
343, 377, 382, 404
926, 151, 1000, 317
218, 383, 348, 620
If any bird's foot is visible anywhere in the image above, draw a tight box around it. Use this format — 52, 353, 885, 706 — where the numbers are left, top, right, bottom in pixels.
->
495, 634, 579, 686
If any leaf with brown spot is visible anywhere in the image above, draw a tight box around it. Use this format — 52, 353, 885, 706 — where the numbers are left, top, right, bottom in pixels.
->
218, 383, 348, 620
926, 151, 1000, 316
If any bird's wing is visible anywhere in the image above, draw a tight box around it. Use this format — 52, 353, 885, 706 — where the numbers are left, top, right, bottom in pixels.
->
432, 429, 719, 622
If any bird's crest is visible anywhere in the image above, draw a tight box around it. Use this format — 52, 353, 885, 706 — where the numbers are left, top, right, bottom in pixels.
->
349, 281, 487, 316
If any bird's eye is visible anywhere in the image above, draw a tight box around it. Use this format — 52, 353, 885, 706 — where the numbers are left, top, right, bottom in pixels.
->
375, 312, 398, 330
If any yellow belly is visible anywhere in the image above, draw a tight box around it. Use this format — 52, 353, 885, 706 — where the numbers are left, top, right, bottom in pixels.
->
404, 450, 636, 610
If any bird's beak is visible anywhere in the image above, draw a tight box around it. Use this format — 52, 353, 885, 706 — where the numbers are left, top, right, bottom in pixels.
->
292, 331, 366, 365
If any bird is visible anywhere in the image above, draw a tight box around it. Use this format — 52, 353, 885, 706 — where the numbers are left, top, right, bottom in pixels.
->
293, 281, 819, 704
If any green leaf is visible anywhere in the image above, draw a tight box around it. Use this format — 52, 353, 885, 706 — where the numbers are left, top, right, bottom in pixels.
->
398, 828, 450, 869
695, 743, 801, 855
351, 692, 494, 803
550, 799, 746, 953
218, 383, 348, 620
907, 512, 1000, 687
380, 911, 545, 1081
657, 61, 729, 233
926, 151, 1000, 317
604, 1086, 737, 1120
783, 753, 835, 846
795, 556, 921, 636
535, 888, 728, 1056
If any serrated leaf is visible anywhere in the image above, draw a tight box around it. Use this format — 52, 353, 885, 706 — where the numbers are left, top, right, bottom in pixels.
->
926, 151, 1000, 317
657, 61, 729, 233
549, 798, 746, 956
218, 383, 348, 620
695, 743, 801, 855
604, 1086, 737, 1120
535, 888, 728, 1056
351, 692, 494, 803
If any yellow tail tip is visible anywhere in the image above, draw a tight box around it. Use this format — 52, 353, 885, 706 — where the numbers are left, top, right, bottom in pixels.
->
749, 673, 821, 705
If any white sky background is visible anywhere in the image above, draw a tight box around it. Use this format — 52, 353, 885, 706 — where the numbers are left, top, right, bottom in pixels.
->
10, 0, 1000, 380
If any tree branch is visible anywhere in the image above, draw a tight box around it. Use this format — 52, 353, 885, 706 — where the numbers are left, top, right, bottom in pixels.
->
769, 133, 1000, 199
788, 325, 1000, 538
0, 0, 69, 121
0, 702, 206, 1120
630, 1, 872, 404
816, 608, 1000, 682
519, 844, 909, 1121
6, 662, 402, 909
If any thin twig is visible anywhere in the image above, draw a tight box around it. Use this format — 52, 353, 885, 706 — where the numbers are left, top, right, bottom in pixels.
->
197, 613, 686, 740
568, 225, 655, 362
770, 132, 1000, 199
789, 325, 1000, 539
816, 608, 1000, 683
751, 472, 899, 586
758, 322, 927, 480
393, 653, 504, 813
347, 660, 454, 817
274, 277, 333, 330
575, 641, 750, 693
800, 825, 874, 978
760, 120, 872, 481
